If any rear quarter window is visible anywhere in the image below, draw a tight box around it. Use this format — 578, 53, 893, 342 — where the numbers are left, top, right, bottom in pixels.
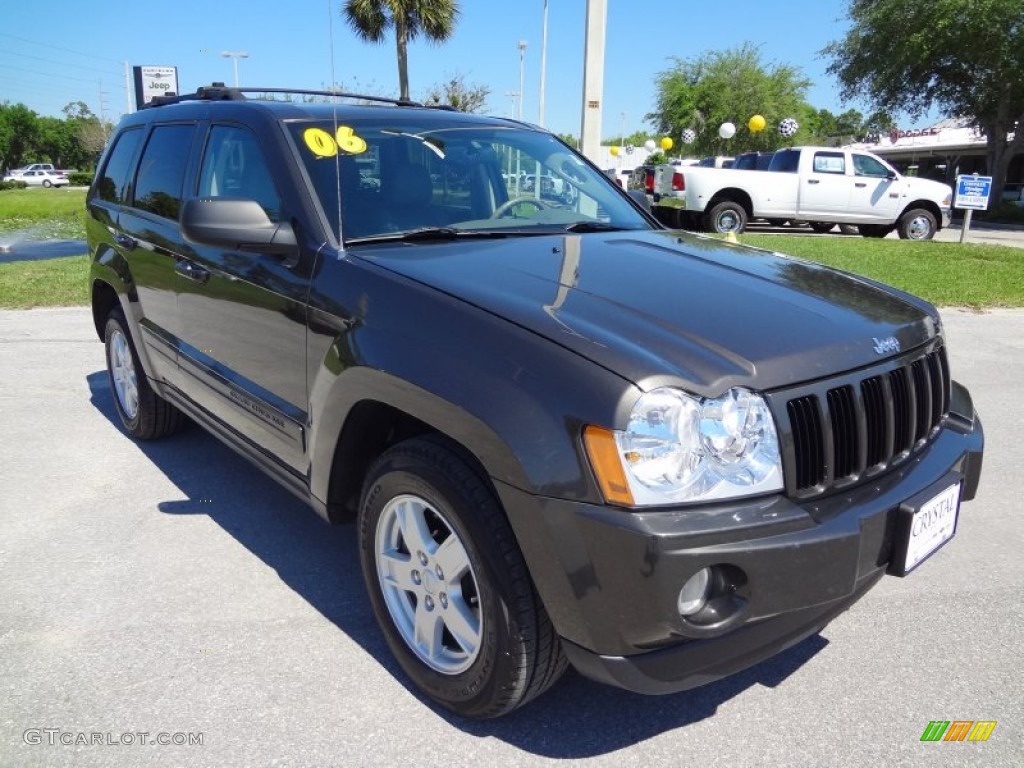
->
132, 124, 197, 220
97, 128, 144, 204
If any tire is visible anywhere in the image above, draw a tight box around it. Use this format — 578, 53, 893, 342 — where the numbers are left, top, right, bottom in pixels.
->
897, 208, 937, 240
859, 224, 891, 238
838, 224, 859, 235
104, 310, 184, 440
42, 179, 52, 188
703, 201, 747, 234
359, 437, 567, 719
809, 222, 836, 234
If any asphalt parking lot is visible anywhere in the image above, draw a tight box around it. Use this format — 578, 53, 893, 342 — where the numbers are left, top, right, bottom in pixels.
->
2, 306, 1022, 768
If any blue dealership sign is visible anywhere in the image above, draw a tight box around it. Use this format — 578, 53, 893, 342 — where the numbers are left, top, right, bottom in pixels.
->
955, 174, 993, 210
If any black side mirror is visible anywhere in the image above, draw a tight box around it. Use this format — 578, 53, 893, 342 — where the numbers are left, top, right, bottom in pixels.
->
181, 198, 297, 255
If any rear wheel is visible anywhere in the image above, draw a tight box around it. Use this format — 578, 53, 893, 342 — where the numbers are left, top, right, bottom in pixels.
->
809, 222, 836, 234
838, 224, 859, 235
359, 437, 567, 719
42, 179, 52, 188
104, 310, 184, 439
703, 201, 747, 234
897, 208, 937, 240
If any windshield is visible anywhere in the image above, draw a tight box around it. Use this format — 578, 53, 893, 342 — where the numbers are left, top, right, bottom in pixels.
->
285, 117, 652, 243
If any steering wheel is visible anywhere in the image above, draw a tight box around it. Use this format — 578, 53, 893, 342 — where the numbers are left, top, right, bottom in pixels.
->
491, 196, 552, 219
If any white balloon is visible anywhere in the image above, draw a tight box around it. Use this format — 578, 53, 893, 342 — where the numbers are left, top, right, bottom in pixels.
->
719, 122, 736, 139
644, 139, 657, 152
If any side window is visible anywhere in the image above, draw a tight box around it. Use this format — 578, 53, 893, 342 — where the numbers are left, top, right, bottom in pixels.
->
853, 154, 891, 178
98, 128, 143, 203
197, 125, 282, 221
813, 152, 846, 175
133, 124, 196, 220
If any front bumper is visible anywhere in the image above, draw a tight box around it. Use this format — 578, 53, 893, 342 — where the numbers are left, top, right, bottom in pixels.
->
496, 396, 983, 695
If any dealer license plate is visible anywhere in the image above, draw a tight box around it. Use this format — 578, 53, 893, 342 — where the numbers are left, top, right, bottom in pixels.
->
890, 479, 961, 576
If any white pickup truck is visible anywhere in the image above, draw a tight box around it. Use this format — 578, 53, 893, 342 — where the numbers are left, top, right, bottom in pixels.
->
652, 146, 953, 239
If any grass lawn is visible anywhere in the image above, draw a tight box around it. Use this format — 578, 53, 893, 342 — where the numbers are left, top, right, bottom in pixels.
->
0, 254, 89, 308
738, 234, 1024, 308
0, 186, 88, 239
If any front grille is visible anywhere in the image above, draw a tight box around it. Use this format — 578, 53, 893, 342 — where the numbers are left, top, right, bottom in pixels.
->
773, 345, 950, 498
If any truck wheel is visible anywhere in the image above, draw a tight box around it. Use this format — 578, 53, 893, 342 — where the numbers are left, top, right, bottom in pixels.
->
858, 224, 891, 238
704, 201, 747, 234
897, 208, 937, 240
103, 309, 184, 439
359, 437, 567, 719
809, 222, 836, 234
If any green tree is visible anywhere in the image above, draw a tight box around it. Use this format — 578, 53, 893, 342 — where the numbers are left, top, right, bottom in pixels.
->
824, 0, 1024, 204
647, 44, 814, 158
423, 71, 489, 112
342, 0, 460, 102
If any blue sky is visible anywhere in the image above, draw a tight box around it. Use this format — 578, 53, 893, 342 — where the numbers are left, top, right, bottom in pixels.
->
0, 0, 932, 138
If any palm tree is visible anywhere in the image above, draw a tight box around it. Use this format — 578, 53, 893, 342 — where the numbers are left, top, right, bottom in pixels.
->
342, 0, 461, 102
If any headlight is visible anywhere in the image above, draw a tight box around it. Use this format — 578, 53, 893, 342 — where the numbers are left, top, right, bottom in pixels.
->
587, 387, 782, 506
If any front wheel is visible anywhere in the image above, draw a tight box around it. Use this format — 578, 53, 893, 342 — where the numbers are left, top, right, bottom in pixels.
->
703, 201, 747, 234
359, 437, 567, 719
897, 208, 937, 240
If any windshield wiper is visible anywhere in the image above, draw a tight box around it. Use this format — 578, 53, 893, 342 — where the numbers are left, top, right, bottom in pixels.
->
345, 226, 555, 245
562, 221, 629, 233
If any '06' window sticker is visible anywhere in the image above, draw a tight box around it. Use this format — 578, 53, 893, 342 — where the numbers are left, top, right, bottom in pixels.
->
302, 126, 367, 157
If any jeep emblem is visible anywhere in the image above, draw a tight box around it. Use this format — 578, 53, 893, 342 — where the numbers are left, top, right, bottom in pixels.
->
873, 336, 901, 355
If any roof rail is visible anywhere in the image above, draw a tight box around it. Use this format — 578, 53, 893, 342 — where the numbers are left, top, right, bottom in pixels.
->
144, 83, 429, 109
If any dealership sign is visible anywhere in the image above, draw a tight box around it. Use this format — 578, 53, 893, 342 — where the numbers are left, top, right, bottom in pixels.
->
954, 174, 993, 210
132, 66, 179, 109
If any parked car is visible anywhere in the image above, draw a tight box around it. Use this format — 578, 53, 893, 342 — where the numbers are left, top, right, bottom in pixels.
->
87, 85, 984, 719
731, 151, 774, 171
3, 169, 69, 187
698, 155, 734, 169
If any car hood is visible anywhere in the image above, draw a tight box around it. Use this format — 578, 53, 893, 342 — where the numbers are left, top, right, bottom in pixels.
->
356, 230, 940, 394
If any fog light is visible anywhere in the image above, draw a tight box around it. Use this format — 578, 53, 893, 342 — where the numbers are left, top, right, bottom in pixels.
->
677, 567, 712, 616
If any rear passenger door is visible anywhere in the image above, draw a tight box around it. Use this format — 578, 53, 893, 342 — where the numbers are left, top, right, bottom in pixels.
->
797, 150, 852, 219
116, 122, 199, 389
175, 123, 311, 474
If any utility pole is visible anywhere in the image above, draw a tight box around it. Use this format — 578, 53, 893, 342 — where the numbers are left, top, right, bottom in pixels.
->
580, 0, 607, 164
123, 61, 132, 113
538, 0, 548, 126
517, 40, 528, 122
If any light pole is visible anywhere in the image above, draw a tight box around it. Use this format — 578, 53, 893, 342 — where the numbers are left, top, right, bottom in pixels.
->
517, 40, 528, 122
538, 1, 548, 126
221, 51, 249, 87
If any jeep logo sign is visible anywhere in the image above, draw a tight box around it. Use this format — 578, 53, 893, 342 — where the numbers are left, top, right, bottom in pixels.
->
132, 66, 180, 109
873, 336, 901, 355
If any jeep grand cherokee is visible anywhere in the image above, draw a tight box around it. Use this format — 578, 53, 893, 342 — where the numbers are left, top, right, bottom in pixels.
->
87, 85, 984, 719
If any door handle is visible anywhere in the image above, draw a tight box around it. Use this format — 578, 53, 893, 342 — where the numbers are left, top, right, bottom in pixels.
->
114, 233, 137, 250
176, 260, 211, 285
807, 179, 820, 185
855, 182, 867, 188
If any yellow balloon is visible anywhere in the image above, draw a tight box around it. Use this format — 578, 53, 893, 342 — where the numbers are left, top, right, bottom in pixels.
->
610, 145, 620, 157
660, 136, 673, 151
748, 114, 767, 133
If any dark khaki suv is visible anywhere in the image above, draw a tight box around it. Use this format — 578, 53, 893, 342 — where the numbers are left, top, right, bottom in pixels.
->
87, 85, 984, 718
